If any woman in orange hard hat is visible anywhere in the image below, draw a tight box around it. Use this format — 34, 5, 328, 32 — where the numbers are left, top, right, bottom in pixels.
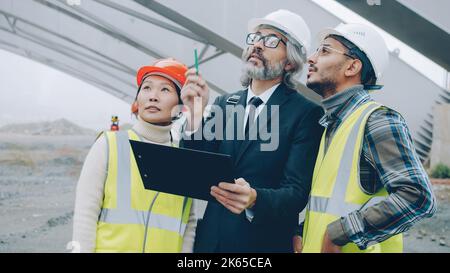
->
72, 58, 197, 253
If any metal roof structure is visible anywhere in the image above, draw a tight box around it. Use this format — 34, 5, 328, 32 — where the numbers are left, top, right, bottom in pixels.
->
335, 0, 450, 161
0, 0, 449, 161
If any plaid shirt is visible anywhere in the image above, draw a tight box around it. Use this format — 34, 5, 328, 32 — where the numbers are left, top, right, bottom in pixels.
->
317, 85, 436, 250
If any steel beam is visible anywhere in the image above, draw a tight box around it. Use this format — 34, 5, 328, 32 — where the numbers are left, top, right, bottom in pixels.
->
336, 0, 450, 71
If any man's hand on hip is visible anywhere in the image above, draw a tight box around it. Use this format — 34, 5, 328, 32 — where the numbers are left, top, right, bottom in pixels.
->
321, 231, 342, 253
293, 235, 303, 253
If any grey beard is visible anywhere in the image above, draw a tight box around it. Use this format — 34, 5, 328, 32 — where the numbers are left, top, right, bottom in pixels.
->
242, 59, 286, 81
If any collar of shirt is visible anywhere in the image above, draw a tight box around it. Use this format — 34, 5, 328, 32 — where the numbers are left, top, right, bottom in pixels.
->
318, 84, 371, 128
246, 83, 280, 106
242, 83, 279, 133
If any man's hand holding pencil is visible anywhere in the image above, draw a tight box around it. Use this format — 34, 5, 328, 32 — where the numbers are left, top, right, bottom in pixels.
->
180, 50, 210, 132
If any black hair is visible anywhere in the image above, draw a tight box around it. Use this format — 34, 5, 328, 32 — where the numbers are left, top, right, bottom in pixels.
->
135, 75, 182, 103
133, 76, 183, 119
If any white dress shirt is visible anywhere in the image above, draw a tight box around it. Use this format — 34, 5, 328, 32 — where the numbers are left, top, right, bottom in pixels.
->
242, 83, 279, 222
242, 83, 279, 135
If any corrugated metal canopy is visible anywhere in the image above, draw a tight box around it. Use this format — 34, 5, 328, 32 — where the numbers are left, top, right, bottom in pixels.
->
0, 0, 448, 162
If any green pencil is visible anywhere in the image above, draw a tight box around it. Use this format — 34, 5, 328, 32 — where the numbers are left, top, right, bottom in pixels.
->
194, 49, 199, 75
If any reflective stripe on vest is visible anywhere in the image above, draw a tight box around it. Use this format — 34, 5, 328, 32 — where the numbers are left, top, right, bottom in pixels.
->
96, 130, 191, 252
98, 208, 187, 235
302, 102, 403, 253
308, 103, 380, 215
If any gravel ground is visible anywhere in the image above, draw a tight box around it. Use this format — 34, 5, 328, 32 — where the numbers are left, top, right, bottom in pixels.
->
0, 133, 448, 253
402, 184, 450, 253
0, 134, 93, 253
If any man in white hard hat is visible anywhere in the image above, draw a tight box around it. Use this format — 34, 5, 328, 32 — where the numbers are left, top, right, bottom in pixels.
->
180, 9, 323, 252
294, 23, 436, 253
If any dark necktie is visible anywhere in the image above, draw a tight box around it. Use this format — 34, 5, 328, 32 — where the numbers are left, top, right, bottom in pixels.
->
245, 97, 264, 136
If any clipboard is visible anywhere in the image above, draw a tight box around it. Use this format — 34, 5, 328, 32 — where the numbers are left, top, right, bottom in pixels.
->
129, 140, 234, 202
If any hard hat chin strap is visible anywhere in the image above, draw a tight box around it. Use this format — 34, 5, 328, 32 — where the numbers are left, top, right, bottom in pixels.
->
171, 112, 183, 122
347, 47, 377, 86
363, 84, 384, 91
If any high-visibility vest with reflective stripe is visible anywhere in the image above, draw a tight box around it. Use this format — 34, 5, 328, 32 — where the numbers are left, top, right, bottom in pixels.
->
95, 130, 192, 253
302, 101, 403, 253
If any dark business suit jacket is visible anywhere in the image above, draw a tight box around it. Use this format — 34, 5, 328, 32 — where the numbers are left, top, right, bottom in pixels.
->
181, 83, 324, 253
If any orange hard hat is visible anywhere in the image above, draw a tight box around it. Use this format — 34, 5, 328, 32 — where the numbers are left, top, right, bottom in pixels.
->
136, 58, 188, 89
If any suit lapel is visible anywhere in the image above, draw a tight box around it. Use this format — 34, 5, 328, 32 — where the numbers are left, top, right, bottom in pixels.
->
223, 90, 248, 161
234, 84, 293, 165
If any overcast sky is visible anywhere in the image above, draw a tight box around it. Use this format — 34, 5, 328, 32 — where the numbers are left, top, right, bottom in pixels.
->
0, 0, 446, 132
0, 49, 134, 131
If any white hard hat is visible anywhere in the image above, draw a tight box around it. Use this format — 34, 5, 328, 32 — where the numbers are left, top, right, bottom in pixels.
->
317, 23, 389, 87
248, 9, 311, 59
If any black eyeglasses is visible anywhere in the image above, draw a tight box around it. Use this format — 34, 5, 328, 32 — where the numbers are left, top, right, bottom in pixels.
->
246, 33, 287, 48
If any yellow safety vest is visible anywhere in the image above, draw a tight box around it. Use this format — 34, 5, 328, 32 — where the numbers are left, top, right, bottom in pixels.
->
302, 101, 403, 253
95, 130, 192, 253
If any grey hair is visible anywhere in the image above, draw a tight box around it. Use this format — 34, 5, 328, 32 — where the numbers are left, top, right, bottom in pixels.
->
240, 24, 307, 89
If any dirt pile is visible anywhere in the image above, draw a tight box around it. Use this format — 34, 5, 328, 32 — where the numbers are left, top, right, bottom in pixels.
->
0, 119, 96, 136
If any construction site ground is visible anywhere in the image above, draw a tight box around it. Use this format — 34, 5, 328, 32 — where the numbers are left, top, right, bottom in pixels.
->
0, 132, 449, 253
